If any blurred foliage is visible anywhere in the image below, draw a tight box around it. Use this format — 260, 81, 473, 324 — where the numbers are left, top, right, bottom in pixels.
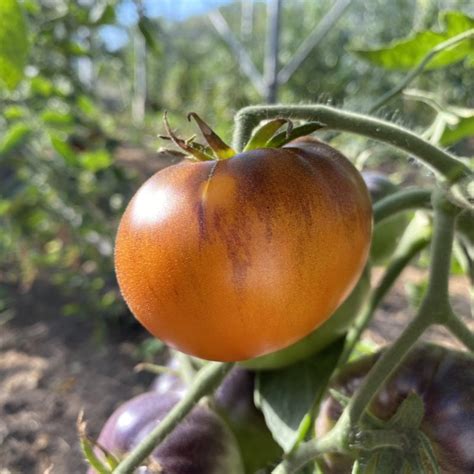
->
0, 0, 472, 332
0, 0, 135, 326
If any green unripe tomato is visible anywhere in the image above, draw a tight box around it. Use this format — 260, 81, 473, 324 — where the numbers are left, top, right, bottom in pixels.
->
242, 267, 370, 370
362, 172, 409, 265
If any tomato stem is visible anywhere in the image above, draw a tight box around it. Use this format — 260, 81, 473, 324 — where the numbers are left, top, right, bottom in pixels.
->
444, 312, 474, 352
373, 189, 432, 224
113, 361, 233, 474
232, 105, 471, 188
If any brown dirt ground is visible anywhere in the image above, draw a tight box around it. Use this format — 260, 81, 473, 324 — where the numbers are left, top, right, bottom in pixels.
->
0, 267, 471, 474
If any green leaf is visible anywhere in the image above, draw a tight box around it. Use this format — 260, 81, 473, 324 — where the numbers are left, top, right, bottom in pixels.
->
440, 115, 474, 146
387, 393, 424, 430
77, 95, 99, 119
352, 11, 474, 70
50, 135, 78, 166
80, 149, 112, 172
3, 105, 27, 120
41, 110, 74, 126
0, 0, 29, 90
0, 123, 32, 155
30, 76, 54, 97
77, 412, 114, 474
255, 338, 344, 453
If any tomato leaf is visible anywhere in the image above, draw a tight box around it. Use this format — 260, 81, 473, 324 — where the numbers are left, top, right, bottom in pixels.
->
440, 115, 474, 146
255, 338, 345, 453
0, 123, 32, 155
41, 110, 74, 127
77, 411, 113, 474
50, 135, 78, 166
352, 11, 474, 70
0, 0, 29, 90
80, 149, 112, 172
387, 392, 425, 430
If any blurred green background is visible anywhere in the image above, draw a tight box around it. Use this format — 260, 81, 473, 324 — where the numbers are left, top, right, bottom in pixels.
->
0, 0, 472, 338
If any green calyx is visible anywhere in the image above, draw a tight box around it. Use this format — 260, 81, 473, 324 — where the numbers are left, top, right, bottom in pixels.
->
161, 113, 325, 162
161, 112, 236, 161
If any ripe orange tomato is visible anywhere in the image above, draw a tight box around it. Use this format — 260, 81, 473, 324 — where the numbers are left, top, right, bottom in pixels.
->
115, 138, 372, 361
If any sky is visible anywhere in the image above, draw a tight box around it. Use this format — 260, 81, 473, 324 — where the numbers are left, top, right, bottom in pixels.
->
100, 0, 233, 51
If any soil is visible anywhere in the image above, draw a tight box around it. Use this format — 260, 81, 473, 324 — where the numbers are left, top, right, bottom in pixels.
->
0, 267, 471, 474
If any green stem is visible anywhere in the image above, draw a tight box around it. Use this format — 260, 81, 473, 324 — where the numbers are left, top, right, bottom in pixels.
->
373, 189, 431, 224
349, 192, 457, 423
113, 362, 233, 474
444, 312, 474, 352
232, 105, 470, 184
340, 233, 431, 366
272, 429, 341, 474
369, 29, 474, 113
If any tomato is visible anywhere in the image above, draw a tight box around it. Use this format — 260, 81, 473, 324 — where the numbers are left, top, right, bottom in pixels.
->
88, 391, 244, 474
316, 344, 474, 473
362, 171, 409, 264
242, 266, 370, 370
115, 137, 372, 361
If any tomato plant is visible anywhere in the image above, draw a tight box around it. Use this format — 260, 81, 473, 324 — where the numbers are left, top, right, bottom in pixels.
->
316, 344, 474, 473
115, 117, 372, 362
362, 171, 409, 264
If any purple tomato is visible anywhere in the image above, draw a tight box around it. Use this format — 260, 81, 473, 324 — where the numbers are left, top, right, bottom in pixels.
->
88, 391, 244, 474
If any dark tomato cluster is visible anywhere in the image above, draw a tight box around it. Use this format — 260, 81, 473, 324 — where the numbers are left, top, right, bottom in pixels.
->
316, 344, 474, 473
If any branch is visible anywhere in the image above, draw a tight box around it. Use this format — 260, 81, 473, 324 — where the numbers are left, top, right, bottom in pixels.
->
445, 312, 474, 352
208, 10, 265, 95
277, 0, 353, 84
373, 189, 432, 224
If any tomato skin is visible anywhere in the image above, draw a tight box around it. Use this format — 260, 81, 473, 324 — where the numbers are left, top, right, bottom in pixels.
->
88, 391, 244, 474
115, 138, 372, 361
316, 344, 474, 473
362, 172, 409, 264
242, 266, 370, 370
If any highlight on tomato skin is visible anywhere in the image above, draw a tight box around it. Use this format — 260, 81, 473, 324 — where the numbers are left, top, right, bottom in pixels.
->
114, 136, 373, 361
